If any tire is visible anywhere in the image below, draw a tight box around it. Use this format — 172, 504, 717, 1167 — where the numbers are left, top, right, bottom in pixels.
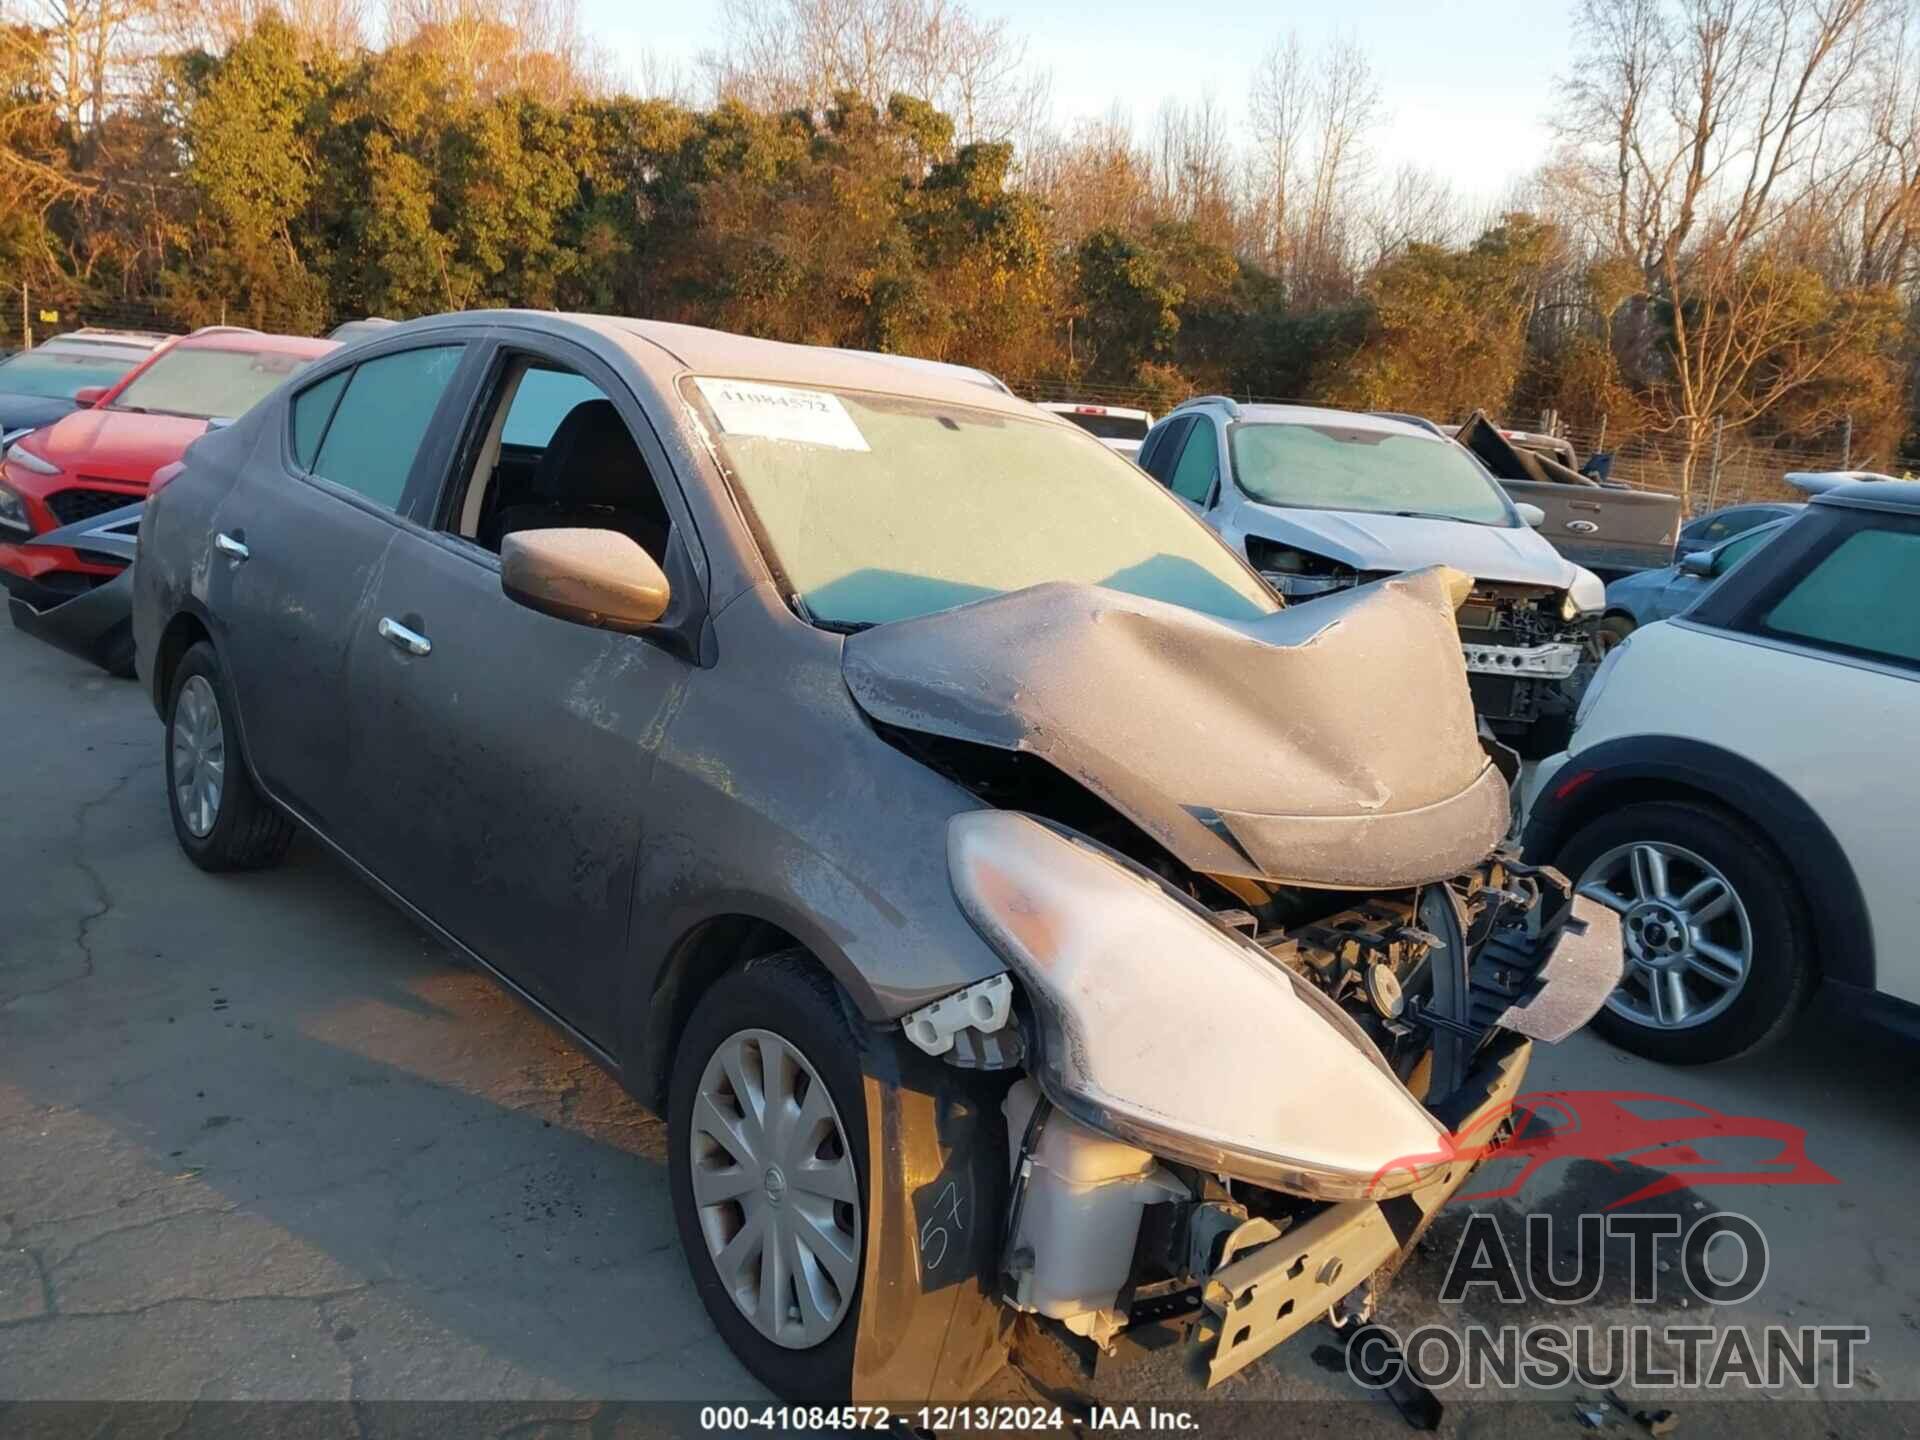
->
164, 640, 295, 872
1595, 614, 1636, 651
668, 950, 869, 1402
1558, 799, 1812, 1064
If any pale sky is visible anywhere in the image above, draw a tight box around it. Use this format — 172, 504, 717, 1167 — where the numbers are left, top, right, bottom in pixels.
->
578, 0, 1575, 207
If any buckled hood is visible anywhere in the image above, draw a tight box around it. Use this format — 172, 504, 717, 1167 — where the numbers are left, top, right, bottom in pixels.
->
842, 566, 1511, 889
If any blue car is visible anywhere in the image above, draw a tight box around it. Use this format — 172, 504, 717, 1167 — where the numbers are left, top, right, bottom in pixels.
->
1598, 517, 1790, 647
1676, 500, 1801, 551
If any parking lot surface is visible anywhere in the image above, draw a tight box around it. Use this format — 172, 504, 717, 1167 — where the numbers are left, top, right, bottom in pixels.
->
4, 621, 1918, 1435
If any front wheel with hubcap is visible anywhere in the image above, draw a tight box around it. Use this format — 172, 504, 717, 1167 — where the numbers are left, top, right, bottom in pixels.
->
1559, 799, 1811, 1063
669, 951, 868, 1400
164, 640, 294, 871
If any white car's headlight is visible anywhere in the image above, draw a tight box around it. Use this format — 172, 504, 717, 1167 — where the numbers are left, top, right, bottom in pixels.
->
1563, 566, 1606, 619
947, 810, 1450, 1199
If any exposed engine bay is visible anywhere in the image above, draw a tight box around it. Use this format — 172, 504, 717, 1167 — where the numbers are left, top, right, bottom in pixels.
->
903, 834, 1611, 1380
1454, 581, 1589, 743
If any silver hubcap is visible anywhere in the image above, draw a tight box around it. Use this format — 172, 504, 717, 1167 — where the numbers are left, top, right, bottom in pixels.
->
170, 675, 226, 839
689, 1028, 860, 1349
1577, 840, 1752, 1030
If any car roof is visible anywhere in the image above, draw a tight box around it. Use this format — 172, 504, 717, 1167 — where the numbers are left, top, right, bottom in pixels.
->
40, 328, 171, 352
1182, 399, 1438, 437
373, 311, 1046, 419
1811, 479, 1920, 515
162, 327, 339, 358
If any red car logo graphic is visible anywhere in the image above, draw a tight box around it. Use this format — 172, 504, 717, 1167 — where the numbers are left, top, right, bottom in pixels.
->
1373, 1090, 1838, 1209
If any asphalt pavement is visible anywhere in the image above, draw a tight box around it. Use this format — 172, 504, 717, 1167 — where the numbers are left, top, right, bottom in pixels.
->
3, 620, 1917, 1436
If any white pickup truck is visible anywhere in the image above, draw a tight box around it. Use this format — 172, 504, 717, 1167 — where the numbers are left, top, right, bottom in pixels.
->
1038, 402, 1154, 459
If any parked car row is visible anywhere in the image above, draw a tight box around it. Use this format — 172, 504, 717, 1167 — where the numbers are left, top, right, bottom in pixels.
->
0, 326, 339, 672
5, 308, 1911, 1405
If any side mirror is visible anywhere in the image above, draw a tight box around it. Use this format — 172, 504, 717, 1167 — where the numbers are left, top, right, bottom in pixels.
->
1678, 549, 1715, 578
1515, 502, 1546, 528
73, 386, 108, 407
501, 528, 669, 633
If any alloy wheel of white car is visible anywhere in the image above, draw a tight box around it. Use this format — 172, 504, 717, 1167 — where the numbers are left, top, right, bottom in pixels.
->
1577, 840, 1753, 1030
688, 1027, 862, 1349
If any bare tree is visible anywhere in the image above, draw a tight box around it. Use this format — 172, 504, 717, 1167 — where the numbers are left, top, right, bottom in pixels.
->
156, 0, 366, 55
390, 0, 608, 98
1246, 29, 1380, 305
1558, 0, 1900, 500
1, 0, 154, 136
706, 0, 1039, 142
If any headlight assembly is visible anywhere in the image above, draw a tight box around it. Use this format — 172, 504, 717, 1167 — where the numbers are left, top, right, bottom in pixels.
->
0, 481, 29, 534
947, 810, 1451, 1199
1563, 567, 1606, 619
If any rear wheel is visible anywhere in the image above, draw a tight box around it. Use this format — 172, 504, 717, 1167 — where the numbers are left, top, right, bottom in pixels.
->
1559, 799, 1811, 1063
165, 641, 294, 871
669, 951, 868, 1401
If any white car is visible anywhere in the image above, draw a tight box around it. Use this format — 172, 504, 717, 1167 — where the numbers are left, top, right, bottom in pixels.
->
1523, 480, 1920, 1062
1037, 401, 1153, 458
1137, 397, 1605, 755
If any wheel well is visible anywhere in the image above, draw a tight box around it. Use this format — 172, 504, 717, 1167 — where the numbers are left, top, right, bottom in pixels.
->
153, 612, 211, 713
639, 915, 806, 1108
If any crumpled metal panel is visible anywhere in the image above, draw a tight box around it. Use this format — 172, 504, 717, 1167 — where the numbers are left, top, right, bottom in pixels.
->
843, 566, 1510, 888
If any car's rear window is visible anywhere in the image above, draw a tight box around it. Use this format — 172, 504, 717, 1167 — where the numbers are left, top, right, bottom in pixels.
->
1061, 412, 1149, 441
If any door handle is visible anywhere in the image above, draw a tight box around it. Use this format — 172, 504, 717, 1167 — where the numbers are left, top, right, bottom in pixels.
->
214, 532, 249, 562
377, 616, 431, 657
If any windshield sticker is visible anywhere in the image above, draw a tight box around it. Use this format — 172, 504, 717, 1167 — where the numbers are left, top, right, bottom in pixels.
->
693, 378, 870, 452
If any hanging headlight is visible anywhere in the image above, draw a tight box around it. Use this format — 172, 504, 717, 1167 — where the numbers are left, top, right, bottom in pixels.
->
947, 811, 1451, 1199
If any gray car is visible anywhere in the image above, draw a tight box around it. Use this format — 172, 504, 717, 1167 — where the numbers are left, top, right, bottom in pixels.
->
1598, 518, 1789, 648
131, 312, 1616, 1402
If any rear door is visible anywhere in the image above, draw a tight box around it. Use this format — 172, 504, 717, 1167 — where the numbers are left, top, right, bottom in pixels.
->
210, 341, 474, 832
341, 333, 701, 1037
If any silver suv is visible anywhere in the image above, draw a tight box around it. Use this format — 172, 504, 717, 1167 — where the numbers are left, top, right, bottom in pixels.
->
1138, 397, 1605, 754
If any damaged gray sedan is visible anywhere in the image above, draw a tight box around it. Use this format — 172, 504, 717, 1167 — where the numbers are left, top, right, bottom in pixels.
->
130, 313, 1620, 1402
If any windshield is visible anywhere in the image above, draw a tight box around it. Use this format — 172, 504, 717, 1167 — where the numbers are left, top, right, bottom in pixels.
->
111, 347, 315, 420
1061, 411, 1149, 441
686, 378, 1275, 628
0, 348, 141, 399
1230, 422, 1516, 526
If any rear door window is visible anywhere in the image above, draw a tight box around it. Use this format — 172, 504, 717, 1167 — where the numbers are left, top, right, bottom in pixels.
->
1167, 422, 1219, 504
291, 370, 349, 471
309, 347, 465, 510
1141, 417, 1191, 484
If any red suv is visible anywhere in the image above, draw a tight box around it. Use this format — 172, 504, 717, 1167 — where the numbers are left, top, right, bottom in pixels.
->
0, 327, 336, 608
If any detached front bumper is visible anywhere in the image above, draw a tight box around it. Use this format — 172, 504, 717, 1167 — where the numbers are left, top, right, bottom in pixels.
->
1197, 1037, 1532, 1385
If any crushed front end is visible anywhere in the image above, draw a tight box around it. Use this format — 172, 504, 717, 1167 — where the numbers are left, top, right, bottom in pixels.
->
921, 823, 1618, 1386
843, 567, 1621, 1398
